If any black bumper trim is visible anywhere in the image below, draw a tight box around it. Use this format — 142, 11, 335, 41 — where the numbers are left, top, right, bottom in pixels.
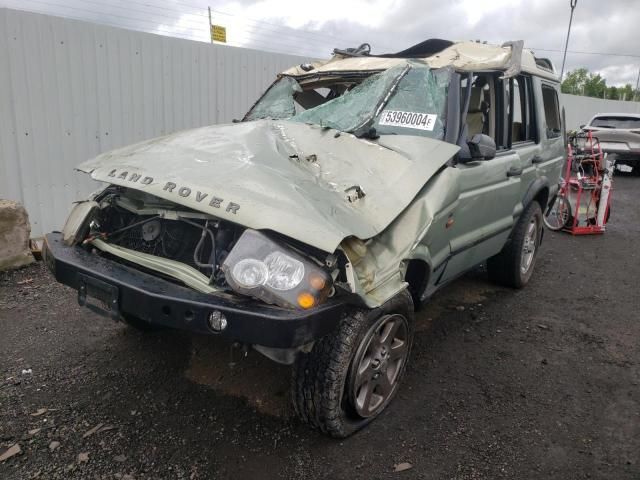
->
43, 233, 346, 348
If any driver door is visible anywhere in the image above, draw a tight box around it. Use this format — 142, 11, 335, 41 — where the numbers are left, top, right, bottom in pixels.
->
437, 74, 522, 284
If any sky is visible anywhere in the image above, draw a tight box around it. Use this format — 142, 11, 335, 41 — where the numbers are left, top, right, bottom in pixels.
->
2, 0, 639, 87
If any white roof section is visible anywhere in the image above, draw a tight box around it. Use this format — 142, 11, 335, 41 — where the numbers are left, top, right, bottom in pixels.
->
592, 112, 640, 118
282, 40, 559, 82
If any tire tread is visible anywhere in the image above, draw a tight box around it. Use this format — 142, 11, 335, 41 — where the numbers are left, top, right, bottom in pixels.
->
291, 291, 413, 437
487, 201, 542, 289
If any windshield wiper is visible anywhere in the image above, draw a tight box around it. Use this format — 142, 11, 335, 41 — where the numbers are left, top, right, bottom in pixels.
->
356, 127, 380, 139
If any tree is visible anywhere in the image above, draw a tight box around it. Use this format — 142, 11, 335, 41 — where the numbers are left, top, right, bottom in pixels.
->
607, 86, 619, 100
584, 73, 607, 98
620, 84, 635, 101
561, 68, 589, 95
561, 68, 638, 101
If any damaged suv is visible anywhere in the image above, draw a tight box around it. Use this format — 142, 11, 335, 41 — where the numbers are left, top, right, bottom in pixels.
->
43, 39, 565, 437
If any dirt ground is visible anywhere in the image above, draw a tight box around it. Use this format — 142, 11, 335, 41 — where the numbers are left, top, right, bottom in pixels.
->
1, 175, 639, 480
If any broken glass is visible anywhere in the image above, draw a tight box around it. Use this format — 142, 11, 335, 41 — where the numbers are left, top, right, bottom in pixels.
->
291, 63, 450, 139
291, 64, 408, 133
246, 62, 451, 140
245, 77, 302, 121
373, 66, 451, 139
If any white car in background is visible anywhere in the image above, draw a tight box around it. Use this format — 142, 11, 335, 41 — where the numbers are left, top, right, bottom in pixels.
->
582, 113, 640, 174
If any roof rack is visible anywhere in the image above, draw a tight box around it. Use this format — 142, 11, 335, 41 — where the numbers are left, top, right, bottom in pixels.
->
376, 38, 454, 58
332, 43, 371, 57
534, 57, 556, 72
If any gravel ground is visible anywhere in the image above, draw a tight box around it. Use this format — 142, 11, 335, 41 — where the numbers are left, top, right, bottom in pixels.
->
1, 176, 639, 480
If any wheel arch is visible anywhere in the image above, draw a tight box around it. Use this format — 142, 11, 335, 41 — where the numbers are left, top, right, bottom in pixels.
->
404, 258, 431, 308
519, 177, 549, 244
523, 176, 550, 210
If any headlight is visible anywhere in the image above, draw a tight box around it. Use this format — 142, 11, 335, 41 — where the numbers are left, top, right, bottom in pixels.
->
222, 230, 332, 309
232, 259, 269, 288
264, 252, 304, 290
62, 201, 99, 245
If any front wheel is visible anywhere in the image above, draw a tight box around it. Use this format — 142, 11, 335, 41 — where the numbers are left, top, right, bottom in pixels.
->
487, 201, 543, 289
291, 291, 414, 438
543, 194, 571, 231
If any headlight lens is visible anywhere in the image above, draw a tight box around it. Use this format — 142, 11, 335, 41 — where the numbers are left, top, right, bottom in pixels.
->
264, 252, 304, 290
222, 230, 332, 309
232, 259, 269, 288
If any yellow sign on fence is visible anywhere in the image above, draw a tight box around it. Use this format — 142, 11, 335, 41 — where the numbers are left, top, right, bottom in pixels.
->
211, 25, 226, 43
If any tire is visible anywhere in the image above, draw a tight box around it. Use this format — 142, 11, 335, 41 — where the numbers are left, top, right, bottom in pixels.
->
487, 201, 543, 289
121, 313, 163, 332
292, 290, 414, 438
543, 194, 571, 231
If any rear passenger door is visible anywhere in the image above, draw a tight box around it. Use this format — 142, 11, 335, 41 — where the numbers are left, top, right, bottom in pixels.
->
507, 75, 541, 211
536, 81, 566, 192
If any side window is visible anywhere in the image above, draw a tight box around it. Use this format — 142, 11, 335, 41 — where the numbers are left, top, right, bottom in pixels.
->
541, 85, 561, 139
460, 73, 516, 155
508, 76, 536, 145
462, 74, 497, 143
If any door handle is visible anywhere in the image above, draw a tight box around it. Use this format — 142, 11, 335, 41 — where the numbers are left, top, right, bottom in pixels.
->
507, 166, 523, 177
531, 155, 544, 164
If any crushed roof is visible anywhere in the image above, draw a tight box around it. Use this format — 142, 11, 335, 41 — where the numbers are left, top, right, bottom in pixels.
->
282, 39, 559, 82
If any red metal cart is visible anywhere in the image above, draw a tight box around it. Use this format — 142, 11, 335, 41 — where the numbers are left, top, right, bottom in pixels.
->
543, 131, 613, 235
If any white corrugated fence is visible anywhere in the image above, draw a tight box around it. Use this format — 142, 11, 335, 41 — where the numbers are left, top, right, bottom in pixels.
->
0, 8, 313, 237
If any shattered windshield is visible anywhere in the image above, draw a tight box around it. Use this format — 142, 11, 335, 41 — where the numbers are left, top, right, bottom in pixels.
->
245, 62, 451, 140
244, 76, 302, 121
291, 64, 409, 133
372, 65, 450, 139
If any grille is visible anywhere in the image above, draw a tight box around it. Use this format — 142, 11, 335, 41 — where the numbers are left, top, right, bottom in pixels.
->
110, 217, 212, 271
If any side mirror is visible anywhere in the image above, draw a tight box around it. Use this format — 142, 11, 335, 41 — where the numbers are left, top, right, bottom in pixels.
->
579, 124, 586, 129
467, 134, 496, 160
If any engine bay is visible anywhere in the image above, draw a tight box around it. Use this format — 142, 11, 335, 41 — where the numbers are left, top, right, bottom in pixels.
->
65, 186, 346, 306
74, 187, 248, 291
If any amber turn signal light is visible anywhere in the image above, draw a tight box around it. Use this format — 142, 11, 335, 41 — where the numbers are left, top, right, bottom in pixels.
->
297, 292, 315, 309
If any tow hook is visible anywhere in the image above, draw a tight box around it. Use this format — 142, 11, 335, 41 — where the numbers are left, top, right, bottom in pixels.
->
229, 342, 249, 367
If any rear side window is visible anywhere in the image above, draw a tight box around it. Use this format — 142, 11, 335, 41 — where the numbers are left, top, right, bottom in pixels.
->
541, 85, 561, 139
508, 76, 537, 145
591, 116, 640, 129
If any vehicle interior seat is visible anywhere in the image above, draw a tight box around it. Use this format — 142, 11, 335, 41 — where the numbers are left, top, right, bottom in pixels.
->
466, 84, 490, 138
512, 121, 524, 142
466, 87, 484, 136
458, 77, 492, 160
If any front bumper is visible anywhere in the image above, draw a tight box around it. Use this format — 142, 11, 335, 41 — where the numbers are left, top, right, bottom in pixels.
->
43, 233, 346, 348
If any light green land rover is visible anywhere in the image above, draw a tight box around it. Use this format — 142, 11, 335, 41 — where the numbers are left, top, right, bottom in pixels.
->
44, 39, 565, 437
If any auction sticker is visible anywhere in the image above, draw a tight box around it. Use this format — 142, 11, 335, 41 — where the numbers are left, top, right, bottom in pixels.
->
379, 110, 437, 131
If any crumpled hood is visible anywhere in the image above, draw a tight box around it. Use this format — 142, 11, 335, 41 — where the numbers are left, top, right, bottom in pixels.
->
78, 120, 459, 252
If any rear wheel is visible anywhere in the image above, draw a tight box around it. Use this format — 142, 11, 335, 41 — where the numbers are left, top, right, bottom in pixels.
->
292, 291, 414, 437
543, 194, 571, 231
488, 201, 543, 288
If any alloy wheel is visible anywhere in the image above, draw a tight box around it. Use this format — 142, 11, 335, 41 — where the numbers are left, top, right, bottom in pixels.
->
521, 217, 539, 274
349, 314, 410, 418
